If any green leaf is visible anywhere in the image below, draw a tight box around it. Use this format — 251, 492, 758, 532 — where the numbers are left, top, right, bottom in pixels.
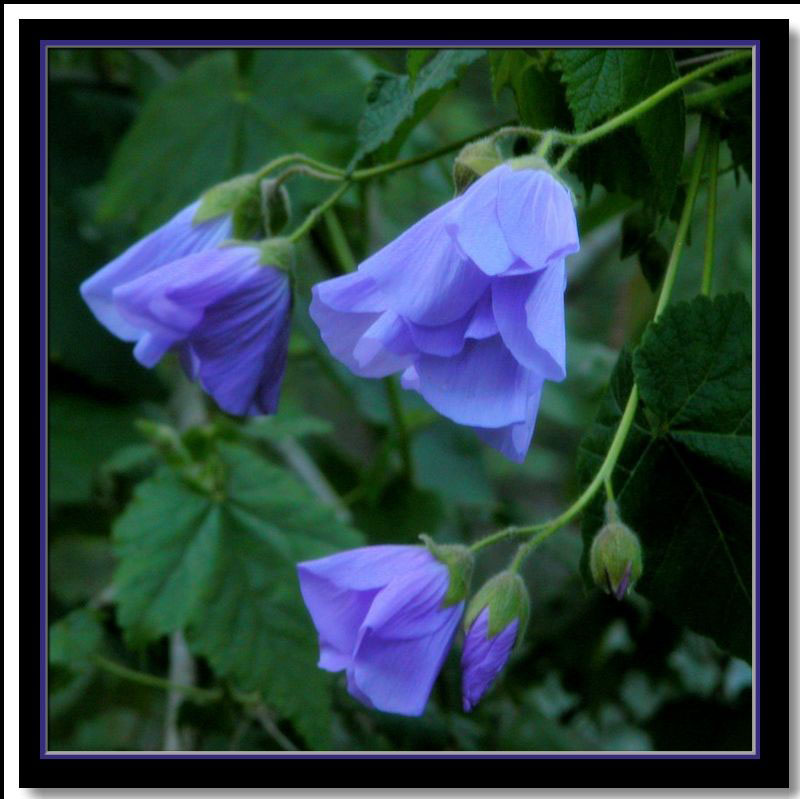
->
621, 208, 670, 292
555, 49, 625, 131
112, 441, 364, 747
406, 49, 435, 84
351, 49, 485, 167
489, 50, 571, 131
633, 294, 752, 479
100, 50, 373, 230
50, 608, 104, 670
557, 49, 685, 213
578, 296, 752, 661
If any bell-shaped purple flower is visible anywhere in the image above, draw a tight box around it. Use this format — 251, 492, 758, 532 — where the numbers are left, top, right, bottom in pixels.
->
461, 608, 519, 712
297, 544, 470, 716
309, 163, 579, 462
82, 231, 292, 416
80, 200, 233, 342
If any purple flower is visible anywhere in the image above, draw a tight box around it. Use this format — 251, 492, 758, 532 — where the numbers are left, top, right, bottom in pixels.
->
309, 164, 579, 462
461, 608, 519, 712
297, 545, 469, 716
81, 219, 292, 415
80, 200, 233, 342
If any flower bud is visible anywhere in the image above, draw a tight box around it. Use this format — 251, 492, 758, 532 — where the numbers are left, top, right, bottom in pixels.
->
460, 571, 529, 711
589, 500, 643, 600
452, 137, 503, 194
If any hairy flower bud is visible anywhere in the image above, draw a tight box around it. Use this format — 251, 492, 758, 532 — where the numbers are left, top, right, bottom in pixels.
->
589, 500, 643, 600
452, 137, 503, 194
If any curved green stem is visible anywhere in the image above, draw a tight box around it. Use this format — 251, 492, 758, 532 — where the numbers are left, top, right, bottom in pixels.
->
655, 117, 711, 319
471, 116, 714, 565
701, 126, 720, 296
685, 73, 752, 112
92, 655, 221, 705
565, 50, 750, 149
288, 181, 351, 243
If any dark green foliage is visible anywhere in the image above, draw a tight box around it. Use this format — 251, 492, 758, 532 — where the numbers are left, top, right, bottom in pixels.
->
555, 48, 686, 213
351, 49, 485, 167
579, 295, 752, 661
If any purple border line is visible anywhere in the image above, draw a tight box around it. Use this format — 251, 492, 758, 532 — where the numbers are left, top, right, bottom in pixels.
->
40, 38, 759, 761
40, 39, 759, 47
40, 39, 49, 759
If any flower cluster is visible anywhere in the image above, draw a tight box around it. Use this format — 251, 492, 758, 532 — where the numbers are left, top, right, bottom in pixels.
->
310, 164, 579, 462
298, 545, 528, 716
81, 157, 582, 717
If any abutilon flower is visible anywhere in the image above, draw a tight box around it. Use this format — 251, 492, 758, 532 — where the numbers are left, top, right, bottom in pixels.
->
297, 543, 472, 716
589, 500, 644, 600
80, 202, 292, 416
460, 570, 529, 711
309, 163, 580, 462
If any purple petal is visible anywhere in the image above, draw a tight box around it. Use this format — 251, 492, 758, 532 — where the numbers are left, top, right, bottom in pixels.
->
472, 376, 544, 462
357, 201, 490, 326
297, 546, 435, 592
464, 291, 499, 340
113, 245, 290, 415
444, 167, 516, 276
492, 260, 567, 381
496, 167, 579, 270
461, 608, 519, 712
313, 271, 388, 314
406, 314, 471, 357
409, 336, 531, 427
310, 292, 416, 379
80, 200, 232, 341
349, 567, 463, 716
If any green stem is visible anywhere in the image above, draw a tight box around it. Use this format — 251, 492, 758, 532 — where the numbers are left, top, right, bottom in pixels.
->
92, 655, 221, 705
566, 50, 750, 149
685, 73, 752, 112
701, 127, 720, 296
351, 122, 510, 181
554, 145, 577, 173
288, 182, 351, 243
655, 118, 711, 319
605, 473, 615, 502
323, 208, 357, 272
471, 116, 713, 564
384, 376, 414, 481
534, 130, 557, 158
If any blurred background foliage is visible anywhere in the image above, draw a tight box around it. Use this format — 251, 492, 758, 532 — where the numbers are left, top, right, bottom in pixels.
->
48, 46, 753, 752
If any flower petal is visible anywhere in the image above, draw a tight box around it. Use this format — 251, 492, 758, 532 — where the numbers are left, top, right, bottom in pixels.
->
406, 313, 471, 357
472, 376, 543, 462
491, 260, 567, 381
310, 291, 416, 379
461, 609, 518, 711
463, 290, 498, 340
349, 566, 463, 716
297, 546, 434, 592
410, 336, 531, 427
80, 200, 232, 341
496, 167, 579, 269
444, 167, 516, 276
357, 201, 491, 325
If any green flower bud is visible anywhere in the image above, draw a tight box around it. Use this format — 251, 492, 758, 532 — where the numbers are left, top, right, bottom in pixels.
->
452, 137, 503, 194
463, 570, 530, 643
419, 534, 474, 606
589, 500, 643, 600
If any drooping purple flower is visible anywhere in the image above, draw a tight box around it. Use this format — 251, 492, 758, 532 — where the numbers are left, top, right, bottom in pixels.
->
80, 200, 233, 342
297, 544, 471, 716
461, 608, 519, 712
81, 231, 292, 416
309, 163, 579, 462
